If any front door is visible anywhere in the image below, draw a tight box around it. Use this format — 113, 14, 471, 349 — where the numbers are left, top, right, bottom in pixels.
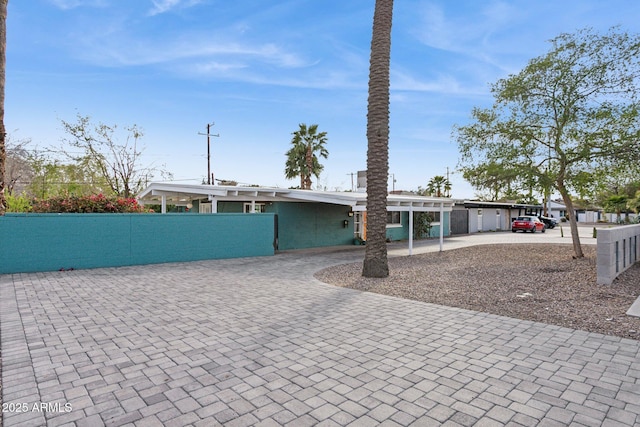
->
354, 212, 367, 241
199, 202, 212, 213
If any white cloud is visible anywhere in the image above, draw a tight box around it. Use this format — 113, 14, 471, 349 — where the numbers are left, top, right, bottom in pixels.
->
148, 0, 203, 16
391, 68, 486, 96
90, 38, 311, 70
412, 1, 523, 60
47, 0, 107, 10
191, 61, 248, 74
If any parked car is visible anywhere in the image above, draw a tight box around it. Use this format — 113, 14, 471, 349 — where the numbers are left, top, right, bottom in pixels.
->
512, 216, 546, 233
538, 216, 557, 229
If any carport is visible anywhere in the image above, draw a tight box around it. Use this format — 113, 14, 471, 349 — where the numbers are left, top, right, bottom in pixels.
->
138, 183, 455, 254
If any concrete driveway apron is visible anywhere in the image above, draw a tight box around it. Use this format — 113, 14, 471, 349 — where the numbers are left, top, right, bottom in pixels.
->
1, 232, 639, 426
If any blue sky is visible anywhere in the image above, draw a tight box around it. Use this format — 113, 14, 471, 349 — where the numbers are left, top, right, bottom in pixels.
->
7, 0, 640, 198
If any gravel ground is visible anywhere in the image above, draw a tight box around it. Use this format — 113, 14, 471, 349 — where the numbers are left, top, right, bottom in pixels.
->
315, 243, 640, 341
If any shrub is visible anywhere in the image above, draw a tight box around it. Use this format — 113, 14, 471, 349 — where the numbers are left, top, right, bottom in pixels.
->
6, 194, 32, 212
30, 194, 151, 213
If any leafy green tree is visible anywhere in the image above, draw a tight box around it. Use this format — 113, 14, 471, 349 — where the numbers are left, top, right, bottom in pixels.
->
0, 0, 7, 215
462, 161, 538, 202
4, 135, 33, 196
455, 27, 640, 258
362, 0, 393, 278
630, 190, 640, 214
284, 123, 328, 190
594, 170, 640, 216
25, 151, 108, 198
604, 195, 628, 222
60, 114, 170, 198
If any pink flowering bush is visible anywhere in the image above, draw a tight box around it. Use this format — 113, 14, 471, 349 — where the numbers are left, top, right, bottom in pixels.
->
31, 194, 151, 213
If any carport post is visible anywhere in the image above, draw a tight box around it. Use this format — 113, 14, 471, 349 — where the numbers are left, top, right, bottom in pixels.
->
439, 202, 444, 251
208, 195, 218, 212
408, 205, 413, 256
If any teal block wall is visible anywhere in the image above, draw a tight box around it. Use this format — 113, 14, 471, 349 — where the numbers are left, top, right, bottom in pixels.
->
386, 212, 409, 241
429, 213, 451, 238
128, 214, 274, 264
0, 213, 274, 274
273, 202, 354, 250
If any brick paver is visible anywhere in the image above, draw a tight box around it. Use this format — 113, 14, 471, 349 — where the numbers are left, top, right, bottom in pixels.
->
2, 230, 639, 426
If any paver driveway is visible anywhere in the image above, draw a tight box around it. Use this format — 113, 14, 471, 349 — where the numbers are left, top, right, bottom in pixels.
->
2, 233, 640, 426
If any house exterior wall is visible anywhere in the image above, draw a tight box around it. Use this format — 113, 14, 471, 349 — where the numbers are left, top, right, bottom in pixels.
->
383, 211, 451, 241
604, 213, 638, 223
0, 213, 275, 274
469, 208, 510, 232
549, 202, 567, 220
386, 225, 406, 241
481, 210, 496, 231
428, 214, 450, 238
578, 211, 602, 223
386, 212, 408, 241
272, 202, 354, 250
468, 209, 480, 234
204, 201, 451, 250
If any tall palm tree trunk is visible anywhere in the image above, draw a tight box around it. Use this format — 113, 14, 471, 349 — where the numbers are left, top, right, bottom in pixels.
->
362, 0, 393, 278
0, 0, 7, 215
305, 145, 313, 189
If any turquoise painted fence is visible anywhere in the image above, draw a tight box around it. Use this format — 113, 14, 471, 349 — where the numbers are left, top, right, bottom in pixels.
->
0, 213, 275, 274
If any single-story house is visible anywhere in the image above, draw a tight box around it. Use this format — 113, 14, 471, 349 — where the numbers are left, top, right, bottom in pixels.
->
548, 200, 567, 220
451, 200, 547, 233
550, 200, 605, 223
137, 183, 454, 253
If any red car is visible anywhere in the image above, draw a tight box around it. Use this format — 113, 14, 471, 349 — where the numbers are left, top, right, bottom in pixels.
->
511, 216, 546, 233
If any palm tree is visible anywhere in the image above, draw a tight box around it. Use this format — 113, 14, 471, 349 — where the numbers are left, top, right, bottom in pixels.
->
362, 0, 393, 278
284, 123, 328, 190
426, 175, 451, 197
284, 144, 306, 189
0, 0, 7, 215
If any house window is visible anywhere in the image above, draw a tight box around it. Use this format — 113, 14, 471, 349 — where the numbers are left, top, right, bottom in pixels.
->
387, 211, 401, 227
244, 202, 266, 213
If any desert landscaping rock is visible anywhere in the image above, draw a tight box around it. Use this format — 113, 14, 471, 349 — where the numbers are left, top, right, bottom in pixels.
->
316, 244, 640, 340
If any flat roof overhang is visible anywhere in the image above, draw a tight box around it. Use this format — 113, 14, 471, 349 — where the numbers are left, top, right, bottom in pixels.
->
137, 182, 454, 212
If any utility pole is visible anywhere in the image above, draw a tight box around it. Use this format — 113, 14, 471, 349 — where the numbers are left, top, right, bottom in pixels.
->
198, 122, 220, 185
347, 172, 356, 192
